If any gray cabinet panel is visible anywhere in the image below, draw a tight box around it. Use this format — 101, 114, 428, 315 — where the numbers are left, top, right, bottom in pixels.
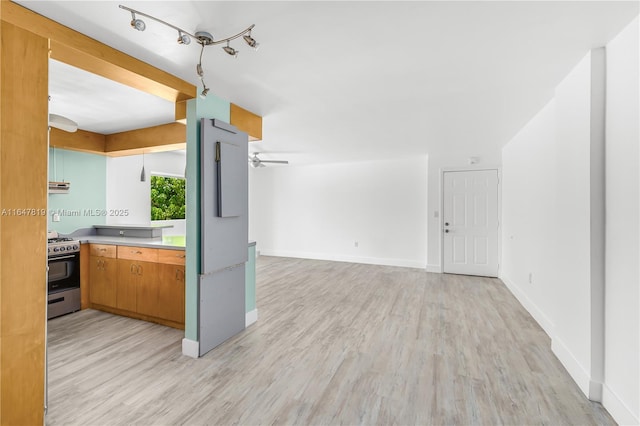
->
200, 118, 248, 274
217, 141, 243, 217
198, 266, 245, 356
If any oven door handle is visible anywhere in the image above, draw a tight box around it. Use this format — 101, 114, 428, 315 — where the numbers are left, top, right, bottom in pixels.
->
49, 254, 77, 261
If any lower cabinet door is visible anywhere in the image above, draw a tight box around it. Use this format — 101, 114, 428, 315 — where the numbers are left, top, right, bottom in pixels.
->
136, 261, 159, 317
116, 259, 138, 312
89, 256, 117, 308
157, 263, 185, 324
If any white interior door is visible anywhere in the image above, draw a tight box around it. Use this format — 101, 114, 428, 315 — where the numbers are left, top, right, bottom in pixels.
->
442, 170, 499, 277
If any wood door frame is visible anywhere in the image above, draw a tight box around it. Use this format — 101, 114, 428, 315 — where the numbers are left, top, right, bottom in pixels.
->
440, 166, 502, 275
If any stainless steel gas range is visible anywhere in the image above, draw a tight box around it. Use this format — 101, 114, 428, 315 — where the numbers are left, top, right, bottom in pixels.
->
47, 232, 81, 319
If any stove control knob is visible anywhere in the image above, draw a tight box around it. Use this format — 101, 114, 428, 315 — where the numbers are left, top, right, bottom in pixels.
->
53, 247, 59, 252
73, 244, 79, 251
59, 246, 66, 252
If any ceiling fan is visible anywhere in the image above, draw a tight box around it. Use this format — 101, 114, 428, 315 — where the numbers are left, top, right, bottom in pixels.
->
249, 152, 289, 168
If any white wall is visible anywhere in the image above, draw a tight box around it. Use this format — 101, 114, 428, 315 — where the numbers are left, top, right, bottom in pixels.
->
502, 50, 603, 399
106, 150, 187, 235
502, 21, 640, 424
603, 16, 640, 425
552, 50, 599, 396
501, 99, 558, 336
249, 157, 428, 268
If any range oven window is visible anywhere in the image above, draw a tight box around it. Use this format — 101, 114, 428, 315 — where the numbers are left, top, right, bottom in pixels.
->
48, 253, 80, 293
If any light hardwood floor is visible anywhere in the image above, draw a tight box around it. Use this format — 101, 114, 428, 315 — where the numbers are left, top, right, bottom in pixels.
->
46, 256, 614, 425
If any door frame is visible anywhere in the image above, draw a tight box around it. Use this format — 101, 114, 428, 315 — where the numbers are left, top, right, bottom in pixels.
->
440, 166, 502, 276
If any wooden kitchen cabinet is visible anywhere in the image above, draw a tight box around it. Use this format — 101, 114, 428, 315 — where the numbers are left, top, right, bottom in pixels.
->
135, 261, 160, 317
116, 258, 158, 315
89, 244, 117, 308
156, 263, 185, 323
116, 259, 137, 312
116, 246, 158, 314
117, 246, 158, 263
89, 244, 185, 329
157, 250, 185, 324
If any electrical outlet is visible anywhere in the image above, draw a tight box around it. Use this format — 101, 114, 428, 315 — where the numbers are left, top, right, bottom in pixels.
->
52, 213, 60, 222
354, 241, 359, 248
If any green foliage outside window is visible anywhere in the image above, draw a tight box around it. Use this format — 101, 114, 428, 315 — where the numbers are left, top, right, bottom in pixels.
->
150, 175, 186, 220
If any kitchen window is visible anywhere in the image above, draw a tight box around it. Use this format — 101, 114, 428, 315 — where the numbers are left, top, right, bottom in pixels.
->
150, 174, 186, 221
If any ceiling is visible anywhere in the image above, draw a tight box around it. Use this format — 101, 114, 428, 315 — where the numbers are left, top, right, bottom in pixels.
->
17, 1, 639, 164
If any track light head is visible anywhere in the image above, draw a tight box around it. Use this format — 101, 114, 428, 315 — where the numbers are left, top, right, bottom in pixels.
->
223, 42, 239, 58
130, 12, 146, 31
177, 32, 191, 45
243, 33, 259, 50
200, 87, 210, 99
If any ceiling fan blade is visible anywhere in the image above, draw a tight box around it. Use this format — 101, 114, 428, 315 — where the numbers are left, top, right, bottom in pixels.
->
259, 160, 289, 164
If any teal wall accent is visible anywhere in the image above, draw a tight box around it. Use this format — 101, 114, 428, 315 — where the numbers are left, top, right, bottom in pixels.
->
185, 93, 231, 342
48, 148, 106, 234
246, 244, 256, 312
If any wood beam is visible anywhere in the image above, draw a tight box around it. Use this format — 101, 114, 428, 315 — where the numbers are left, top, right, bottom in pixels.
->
105, 122, 186, 156
230, 103, 262, 141
2, 1, 196, 102
0, 21, 48, 425
175, 100, 187, 124
49, 128, 106, 154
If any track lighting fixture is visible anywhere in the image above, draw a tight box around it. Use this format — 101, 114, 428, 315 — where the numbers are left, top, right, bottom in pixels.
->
119, 4, 257, 98
196, 44, 210, 99
243, 30, 260, 51
223, 41, 239, 58
177, 31, 191, 45
129, 11, 146, 31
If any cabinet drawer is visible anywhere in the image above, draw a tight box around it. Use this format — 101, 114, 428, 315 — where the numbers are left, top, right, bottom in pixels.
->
89, 244, 116, 258
158, 249, 186, 265
117, 246, 158, 262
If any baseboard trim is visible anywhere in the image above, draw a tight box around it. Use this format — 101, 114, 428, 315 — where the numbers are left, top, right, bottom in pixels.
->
499, 274, 555, 337
259, 249, 425, 269
246, 309, 258, 327
426, 264, 442, 273
182, 338, 199, 359
500, 275, 610, 409
602, 383, 640, 426
589, 380, 603, 402
551, 336, 591, 398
